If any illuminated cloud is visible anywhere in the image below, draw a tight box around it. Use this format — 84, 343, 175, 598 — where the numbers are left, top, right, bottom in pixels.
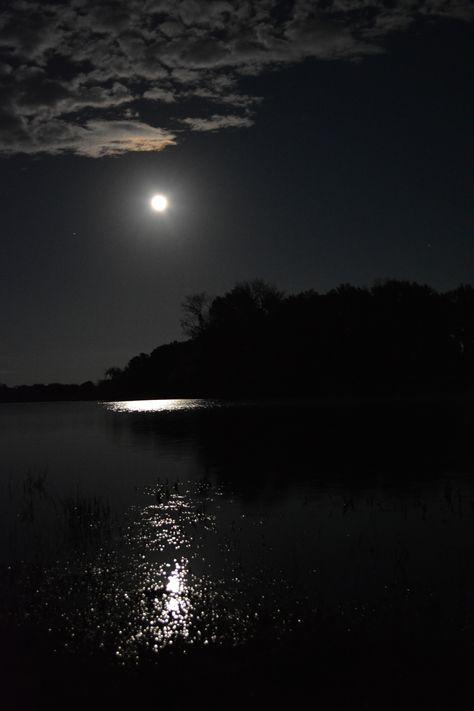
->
0, 117, 176, 157
180, 114, 254, 131
0, 0, 471, 156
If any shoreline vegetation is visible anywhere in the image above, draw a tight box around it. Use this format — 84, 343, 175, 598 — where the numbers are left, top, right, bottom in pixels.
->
2, 279, 473, 403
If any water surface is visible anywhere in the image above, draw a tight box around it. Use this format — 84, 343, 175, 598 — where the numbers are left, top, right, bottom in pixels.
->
1, 398, 473, 707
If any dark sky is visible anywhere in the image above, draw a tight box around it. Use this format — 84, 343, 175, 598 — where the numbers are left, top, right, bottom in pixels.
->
0, 0, 473, 385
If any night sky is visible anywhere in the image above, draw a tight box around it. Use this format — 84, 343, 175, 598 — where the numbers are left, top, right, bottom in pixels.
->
0, 0, 472, 385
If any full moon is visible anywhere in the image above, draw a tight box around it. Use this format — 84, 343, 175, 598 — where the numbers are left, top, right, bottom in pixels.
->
151, 194, 168, 212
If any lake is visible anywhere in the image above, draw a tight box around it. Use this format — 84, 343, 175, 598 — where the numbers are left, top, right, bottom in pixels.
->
1, 398, 473, 709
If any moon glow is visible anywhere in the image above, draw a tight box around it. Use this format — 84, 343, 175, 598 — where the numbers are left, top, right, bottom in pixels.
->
151, 194, 168, 212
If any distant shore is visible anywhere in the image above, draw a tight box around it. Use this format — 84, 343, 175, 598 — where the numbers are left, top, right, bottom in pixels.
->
3, 280, 473, 404
1, 387, 473, 405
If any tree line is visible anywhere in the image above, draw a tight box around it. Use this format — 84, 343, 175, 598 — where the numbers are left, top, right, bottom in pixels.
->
2, 279, 474, 402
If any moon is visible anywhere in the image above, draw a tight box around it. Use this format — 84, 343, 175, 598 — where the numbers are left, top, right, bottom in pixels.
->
151, 194, 168, 212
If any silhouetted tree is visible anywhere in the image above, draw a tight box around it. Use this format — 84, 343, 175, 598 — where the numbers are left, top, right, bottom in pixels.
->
105, 367, 122, 379
180, 292, 211, 338
2, 278, 474, 402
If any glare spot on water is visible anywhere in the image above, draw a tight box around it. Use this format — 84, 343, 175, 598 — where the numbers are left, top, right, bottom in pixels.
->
166, 569, 181, 594
166, 596, 180, 613
104, 399, 217, 413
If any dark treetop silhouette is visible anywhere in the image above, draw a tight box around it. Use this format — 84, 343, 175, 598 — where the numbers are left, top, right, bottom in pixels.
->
1, 279, 473, 402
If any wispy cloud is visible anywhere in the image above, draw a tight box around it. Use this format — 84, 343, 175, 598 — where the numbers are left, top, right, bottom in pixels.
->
0, 0, 471, 157
0, 117, 176, 157
180, 113, 254, 131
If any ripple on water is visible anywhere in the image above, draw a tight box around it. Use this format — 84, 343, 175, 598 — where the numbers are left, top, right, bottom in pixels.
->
12, 480, 299, 662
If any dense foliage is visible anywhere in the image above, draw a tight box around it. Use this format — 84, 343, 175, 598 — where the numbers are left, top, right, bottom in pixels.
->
2, 279, 474, 401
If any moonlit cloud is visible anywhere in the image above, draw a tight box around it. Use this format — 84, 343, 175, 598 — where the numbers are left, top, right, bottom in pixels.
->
0, 0, 471, 157
142, 87, 177, 103
180, 113, 254, 131
0, 117, 176, 157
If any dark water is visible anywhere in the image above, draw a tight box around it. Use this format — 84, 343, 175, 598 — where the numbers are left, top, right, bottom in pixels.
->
1, 398, 474, 709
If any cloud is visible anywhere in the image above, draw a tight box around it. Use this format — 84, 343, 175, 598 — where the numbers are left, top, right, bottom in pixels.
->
180, 113, 254, 131
70, 121, 176, 158
142, 87, 177, 103
0, 116, 175, 157
0, 0, 471, 157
